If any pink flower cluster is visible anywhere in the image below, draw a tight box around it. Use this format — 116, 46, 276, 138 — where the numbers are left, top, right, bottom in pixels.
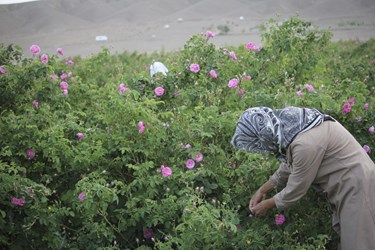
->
245, 42, 261, 51
138, 121, 145, 134
33, 100, 39, 109
342, 97, 356, 113
186, 153, 204, 169
60, 81, 69, 96
11, 197, 26, 207
29, 44, 49, 64
363, 145, 371, 154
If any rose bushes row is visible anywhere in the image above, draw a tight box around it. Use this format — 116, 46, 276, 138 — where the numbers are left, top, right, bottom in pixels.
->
0, 17, 374, 249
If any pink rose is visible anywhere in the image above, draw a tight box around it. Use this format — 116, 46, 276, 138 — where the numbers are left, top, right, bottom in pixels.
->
349, 97, 355, 104
60, 81, 69, 90
236, 88, 245, 97
228, 78, 239, 88
144, 228, 154, 240
60, 73, 68, 80
76, 133, 85, 140
363, 145, 371, 154
40, 54, 48, 64
194, 153, 203, 162
154, 86, 165, 96
304, 84, 314, 92
11, 197, 26, 207
138, 121, 145, 134
56, 47, 64, 56
186, 159, 195, 169
230, 51, 237, 61
26, 148, 35, 160
364, 103, 370, 111
368, 126, 374, 134
30, 44, 41, 55
342, 103, 351, 113
209, 70, 217, 78
296, 90, 303, 96
0, 66, 7, 74
78, 192, 85, 202
185, 144, 191, 149
63, 89, 68, 97
205, 30, 215, 38
66, 59, 74, 65
275, 214, 286, 225
32, 100, 39, 109
189, 63, 200, 73
119, 83, 129, 93
245, 42, 261, 51
161, 165, 172, 177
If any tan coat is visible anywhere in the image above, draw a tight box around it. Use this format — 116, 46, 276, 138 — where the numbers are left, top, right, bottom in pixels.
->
269, 120, 375, 250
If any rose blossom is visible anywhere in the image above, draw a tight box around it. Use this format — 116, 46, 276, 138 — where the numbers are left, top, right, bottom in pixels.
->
60, 73, 68, 80
78, 192, 85, 202
143, 228, 154, 240
40, 54, 48, 64
76, 133, 85, 140
30, 44, 41, 55
349, 97, 355, 104
32, 100, 39, 109
364, 103, 370, 111
119, 83, 129, 93
209, 70, 217, 78
304, 84, 314, 92
296, 90, 303, 96
0, 66, 7, 74
194, 153, 203, 162
63, 89, 68, 97
228, 78, 239, 88
236, 88, 245, 97
230, 51, 237, 61
185, 144, 191, 149
342, 103, 351, 113
205, 30, 215, 38
363, 145, 371, 154
186, 159, 195, 169
60, 81, 69, 90
245, 42, 261, 51
11, 197, 26, 207
56, 47, 64, 56
154, 86, 165, 96
275, 214, 286, 225
189, 63, 200, 73
368, 126, 374, 134
26, 148, 35, 159
161, 165, 172, 177
138, 121, 145, 134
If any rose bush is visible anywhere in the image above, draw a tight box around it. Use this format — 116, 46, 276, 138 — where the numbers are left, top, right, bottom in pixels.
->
0, 17, 374, 249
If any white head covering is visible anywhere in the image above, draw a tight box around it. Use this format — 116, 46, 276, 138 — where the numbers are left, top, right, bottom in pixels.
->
150, 61, 168, 77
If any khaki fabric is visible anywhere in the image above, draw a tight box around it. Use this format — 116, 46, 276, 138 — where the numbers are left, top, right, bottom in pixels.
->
269, 121, 375, 250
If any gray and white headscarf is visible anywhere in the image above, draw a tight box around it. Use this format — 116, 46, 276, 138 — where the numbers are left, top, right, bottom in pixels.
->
231, 106, 333, 161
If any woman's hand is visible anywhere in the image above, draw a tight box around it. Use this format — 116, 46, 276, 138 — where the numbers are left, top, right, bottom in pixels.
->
249, 189, 266, 212
251, 199, 274, 217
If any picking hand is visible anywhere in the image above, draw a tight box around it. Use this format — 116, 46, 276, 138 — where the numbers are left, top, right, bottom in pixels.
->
249, 189, 266, 212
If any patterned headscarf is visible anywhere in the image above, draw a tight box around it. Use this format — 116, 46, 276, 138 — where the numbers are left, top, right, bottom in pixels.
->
231, 106, 332, 159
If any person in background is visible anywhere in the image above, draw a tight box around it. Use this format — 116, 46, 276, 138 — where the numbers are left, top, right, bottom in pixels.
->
231, 106, 375, 250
